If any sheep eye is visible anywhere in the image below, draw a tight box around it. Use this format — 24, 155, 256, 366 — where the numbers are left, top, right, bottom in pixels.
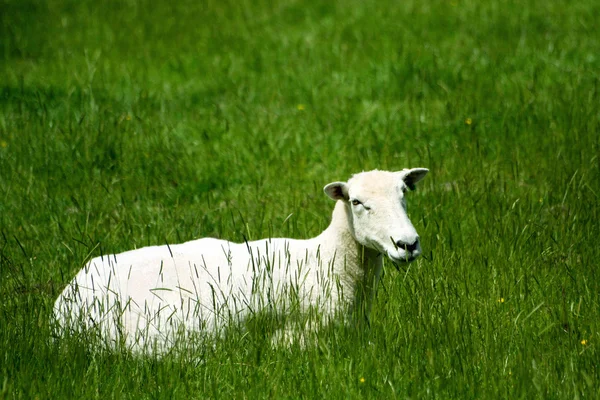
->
351, 199, 361, 206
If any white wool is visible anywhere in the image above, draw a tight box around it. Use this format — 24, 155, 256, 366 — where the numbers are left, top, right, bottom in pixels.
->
53, 168, 428, 353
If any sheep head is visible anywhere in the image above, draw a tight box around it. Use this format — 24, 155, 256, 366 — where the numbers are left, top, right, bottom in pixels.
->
324, 168, 428, 263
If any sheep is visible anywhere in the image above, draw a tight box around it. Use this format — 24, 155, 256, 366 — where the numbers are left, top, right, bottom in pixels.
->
53, 168, 429, 353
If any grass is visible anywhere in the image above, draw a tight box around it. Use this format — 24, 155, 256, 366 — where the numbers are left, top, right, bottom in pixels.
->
1, 0, 599, 397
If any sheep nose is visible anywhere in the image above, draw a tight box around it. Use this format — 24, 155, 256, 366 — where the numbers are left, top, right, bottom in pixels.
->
396, 238, 419, 253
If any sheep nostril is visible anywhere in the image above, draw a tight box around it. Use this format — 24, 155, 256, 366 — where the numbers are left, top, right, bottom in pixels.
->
396, 239, 419, 253
409, 241, 419, 252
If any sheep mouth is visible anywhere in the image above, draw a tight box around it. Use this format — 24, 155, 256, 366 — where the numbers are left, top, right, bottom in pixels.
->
387, 253, 418, 264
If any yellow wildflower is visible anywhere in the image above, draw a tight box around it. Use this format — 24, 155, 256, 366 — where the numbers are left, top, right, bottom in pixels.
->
297, 104, 305, 111
359, 377, 365, 383
581, 339, 588, 345
465, 118, 472, 125
498, 298, 505, 303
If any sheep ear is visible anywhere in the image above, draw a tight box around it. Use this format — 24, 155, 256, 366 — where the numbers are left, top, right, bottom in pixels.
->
323, 182, 349, 201
398, 168, 429, 191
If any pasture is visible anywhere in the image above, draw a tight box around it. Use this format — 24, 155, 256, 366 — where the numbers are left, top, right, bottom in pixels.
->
1, 0, 599, 397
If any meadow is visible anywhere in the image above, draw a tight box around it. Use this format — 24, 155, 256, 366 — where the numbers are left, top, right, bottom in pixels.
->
1, 0, 599, 397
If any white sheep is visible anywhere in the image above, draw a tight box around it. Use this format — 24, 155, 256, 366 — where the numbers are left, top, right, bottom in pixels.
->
53, 168, 429, 353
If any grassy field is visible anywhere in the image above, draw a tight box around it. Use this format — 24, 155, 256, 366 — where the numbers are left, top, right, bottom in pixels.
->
1, 0, 599, 397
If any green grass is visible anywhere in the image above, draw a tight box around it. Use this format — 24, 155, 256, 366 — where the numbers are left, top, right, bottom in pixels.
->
1, 0, 599, 397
